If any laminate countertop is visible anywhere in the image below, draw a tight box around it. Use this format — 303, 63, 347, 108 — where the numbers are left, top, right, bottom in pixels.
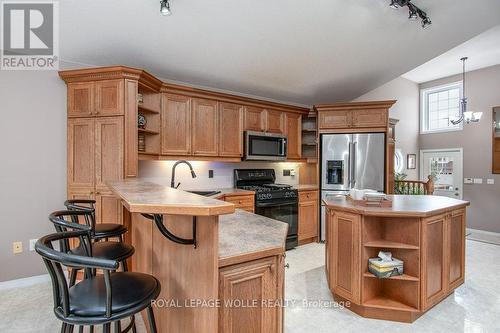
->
107, 179, 235, 216
324, 194, 469, 217
293, 184, 319, 191
218, 209, 288, 267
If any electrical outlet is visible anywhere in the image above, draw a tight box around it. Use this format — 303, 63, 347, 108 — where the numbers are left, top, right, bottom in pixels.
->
290, 169, 296, 177
208, 170, 214, 178
473, 178, 483, 184
487, 179, 495, 185
29, 239, 38, 251
13, 242, 23, 254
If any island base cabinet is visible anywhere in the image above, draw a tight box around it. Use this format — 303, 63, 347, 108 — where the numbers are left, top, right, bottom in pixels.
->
219, 255, 284, 333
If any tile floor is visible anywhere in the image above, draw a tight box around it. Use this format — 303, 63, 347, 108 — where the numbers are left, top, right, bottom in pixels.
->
1, 240, 499, 333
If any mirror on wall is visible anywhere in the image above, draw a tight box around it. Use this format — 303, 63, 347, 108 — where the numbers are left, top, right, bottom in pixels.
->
493, 107, 500, 173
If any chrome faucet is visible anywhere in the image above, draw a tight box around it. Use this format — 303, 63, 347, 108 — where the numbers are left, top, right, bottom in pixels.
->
170, 160, 197, 189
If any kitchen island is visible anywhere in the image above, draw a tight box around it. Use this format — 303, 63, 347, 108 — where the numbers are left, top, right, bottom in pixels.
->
108, 180, 288, 333
324, 195, 469, 323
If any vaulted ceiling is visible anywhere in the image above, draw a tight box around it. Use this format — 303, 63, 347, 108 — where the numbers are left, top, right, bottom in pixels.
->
59, 0, 500, 105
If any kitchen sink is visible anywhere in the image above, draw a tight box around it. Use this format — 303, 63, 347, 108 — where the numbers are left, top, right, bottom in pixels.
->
187, 190, 221, 197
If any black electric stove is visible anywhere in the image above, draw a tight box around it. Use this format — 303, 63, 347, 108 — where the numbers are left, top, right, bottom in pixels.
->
234, 169, 298, 250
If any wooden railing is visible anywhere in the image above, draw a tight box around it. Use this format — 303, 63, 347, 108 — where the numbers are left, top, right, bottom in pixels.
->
395, 175, 435, 195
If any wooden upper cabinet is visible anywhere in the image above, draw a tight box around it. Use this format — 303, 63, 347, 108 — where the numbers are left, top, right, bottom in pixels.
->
68, 118, 95, 188
351, 109, 387, 128
219, 256, 280, 333
266, 110, 284, 134
191, 98, 219, 156
95, 80, 124, 116
68, 83, 94, 117
285, 113, 302, 160
244, 106, 266, 132
161, 94, 192, 155
219, 102, 243, 157
94, 117, 124, 191
319, 111, 351, 129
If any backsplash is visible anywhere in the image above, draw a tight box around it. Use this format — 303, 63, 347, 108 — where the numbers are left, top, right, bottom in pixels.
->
138, 160, 302, 189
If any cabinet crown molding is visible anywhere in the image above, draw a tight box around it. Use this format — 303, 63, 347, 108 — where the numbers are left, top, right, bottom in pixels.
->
314, 100, 397, 112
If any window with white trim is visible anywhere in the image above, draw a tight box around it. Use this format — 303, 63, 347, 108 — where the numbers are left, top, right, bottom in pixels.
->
420, 82, 462, 133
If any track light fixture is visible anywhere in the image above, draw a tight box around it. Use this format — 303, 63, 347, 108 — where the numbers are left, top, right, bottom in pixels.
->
388, 0, 431, 29
160, 0, 171, 16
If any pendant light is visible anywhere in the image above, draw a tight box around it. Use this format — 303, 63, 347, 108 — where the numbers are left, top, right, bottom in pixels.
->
160, 0, 171, 16
451, 57, 482, 125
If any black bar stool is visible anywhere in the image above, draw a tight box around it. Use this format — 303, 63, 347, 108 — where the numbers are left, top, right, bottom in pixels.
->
36, 230, 160, 333
64, 199, 127, 242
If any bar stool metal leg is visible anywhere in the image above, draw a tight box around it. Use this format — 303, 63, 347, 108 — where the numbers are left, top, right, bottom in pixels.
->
147, 306, 158, 333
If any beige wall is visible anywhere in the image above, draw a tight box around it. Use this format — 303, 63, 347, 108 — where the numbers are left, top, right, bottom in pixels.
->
354, 77, 420, 179
0, 70, 67, 281
419, 64, 500, 233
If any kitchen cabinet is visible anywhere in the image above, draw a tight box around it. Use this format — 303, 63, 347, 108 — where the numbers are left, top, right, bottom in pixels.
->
326, 209, 361, 304
266, 110, 285, 134
67, 117, 124, 225
95, 191, 123, 225
351, 109, 387, 128
192, 98, 219, 156
244, 106, 266, 132
298, 190, 318, 244
223, 194, 255, 213
285, 112, 302, 160
318, 110, 351, 129
219, 255, 284, 333
447, 209, 466, 291
315, 102, 394, 131
161, 93, 192, 155
219, 102, 244, 157
67, 80, 124, 117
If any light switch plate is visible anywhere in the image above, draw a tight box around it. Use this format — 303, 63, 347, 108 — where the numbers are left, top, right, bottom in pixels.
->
487, 179, 495, 185
13, 242, 22, 254
464, 178, 473, 184
29, 239, 38, 251
473, 178, 483, 184
290, 169, 296, 177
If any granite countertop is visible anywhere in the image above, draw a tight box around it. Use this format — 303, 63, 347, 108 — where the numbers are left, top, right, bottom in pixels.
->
107, 179, 235, 216
324, 195, 470, 217
293, 184, 319, 191
218, 209, 288, 266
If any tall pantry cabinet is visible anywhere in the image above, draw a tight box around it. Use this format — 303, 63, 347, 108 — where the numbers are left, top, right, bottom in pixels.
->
60, 67, 163, 225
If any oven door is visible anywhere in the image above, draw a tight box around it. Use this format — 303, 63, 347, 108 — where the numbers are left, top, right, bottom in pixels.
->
245, 131, 287, 161
255, 200, 298, 249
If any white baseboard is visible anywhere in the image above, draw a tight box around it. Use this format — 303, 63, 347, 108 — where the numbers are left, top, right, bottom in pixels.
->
466, 228, 500, 245
0, 274, 52, 291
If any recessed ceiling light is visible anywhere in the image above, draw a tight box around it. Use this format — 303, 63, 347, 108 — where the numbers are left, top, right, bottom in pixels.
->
160, 0, 171, 16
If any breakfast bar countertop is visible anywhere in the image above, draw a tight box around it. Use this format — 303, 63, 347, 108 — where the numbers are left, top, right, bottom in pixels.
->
218, 209, 288, 267
107, 179, 235, 216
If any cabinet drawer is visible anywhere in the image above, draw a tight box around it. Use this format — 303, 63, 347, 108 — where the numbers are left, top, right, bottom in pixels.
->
225, 195, 254, 207
299, 190, 318, 202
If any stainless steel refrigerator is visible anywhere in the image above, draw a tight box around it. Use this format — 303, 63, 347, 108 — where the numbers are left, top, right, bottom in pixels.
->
320, 133, 385, 240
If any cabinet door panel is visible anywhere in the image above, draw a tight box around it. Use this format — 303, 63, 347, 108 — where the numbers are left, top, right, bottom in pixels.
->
192, 98, 218, 156
351, 109, 387, 128
422, 214, 447, 310
285, 113, 302, 160
448, 210, 465, 290
219, 102, 243, 157
244, 106, 266, 132
68, 118, 95, 188
95, 80, 124, 116
330, 211, 361, 303
95, 117, 124, 191
68, 83, 94, 117
266, 110, 284, 134
161, 94, 191, 155
95, 191, 122, 225
298, 200, 318, 241
219, 257, 279, 333
319, 111, 351, 129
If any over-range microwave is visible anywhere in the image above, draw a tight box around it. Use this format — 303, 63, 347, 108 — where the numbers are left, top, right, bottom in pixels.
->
244, 131, 288, 161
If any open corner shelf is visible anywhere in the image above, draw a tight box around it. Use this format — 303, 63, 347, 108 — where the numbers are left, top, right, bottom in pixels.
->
363, 272, 419, 282
363, 296, 418, 312
138, 104, 160, 114
138, 128, 159, 135
364, 240, 419, 250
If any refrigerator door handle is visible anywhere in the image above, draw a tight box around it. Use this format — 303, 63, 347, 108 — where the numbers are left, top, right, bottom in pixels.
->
347, 142, 352, 188
352, 142, 357, 187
